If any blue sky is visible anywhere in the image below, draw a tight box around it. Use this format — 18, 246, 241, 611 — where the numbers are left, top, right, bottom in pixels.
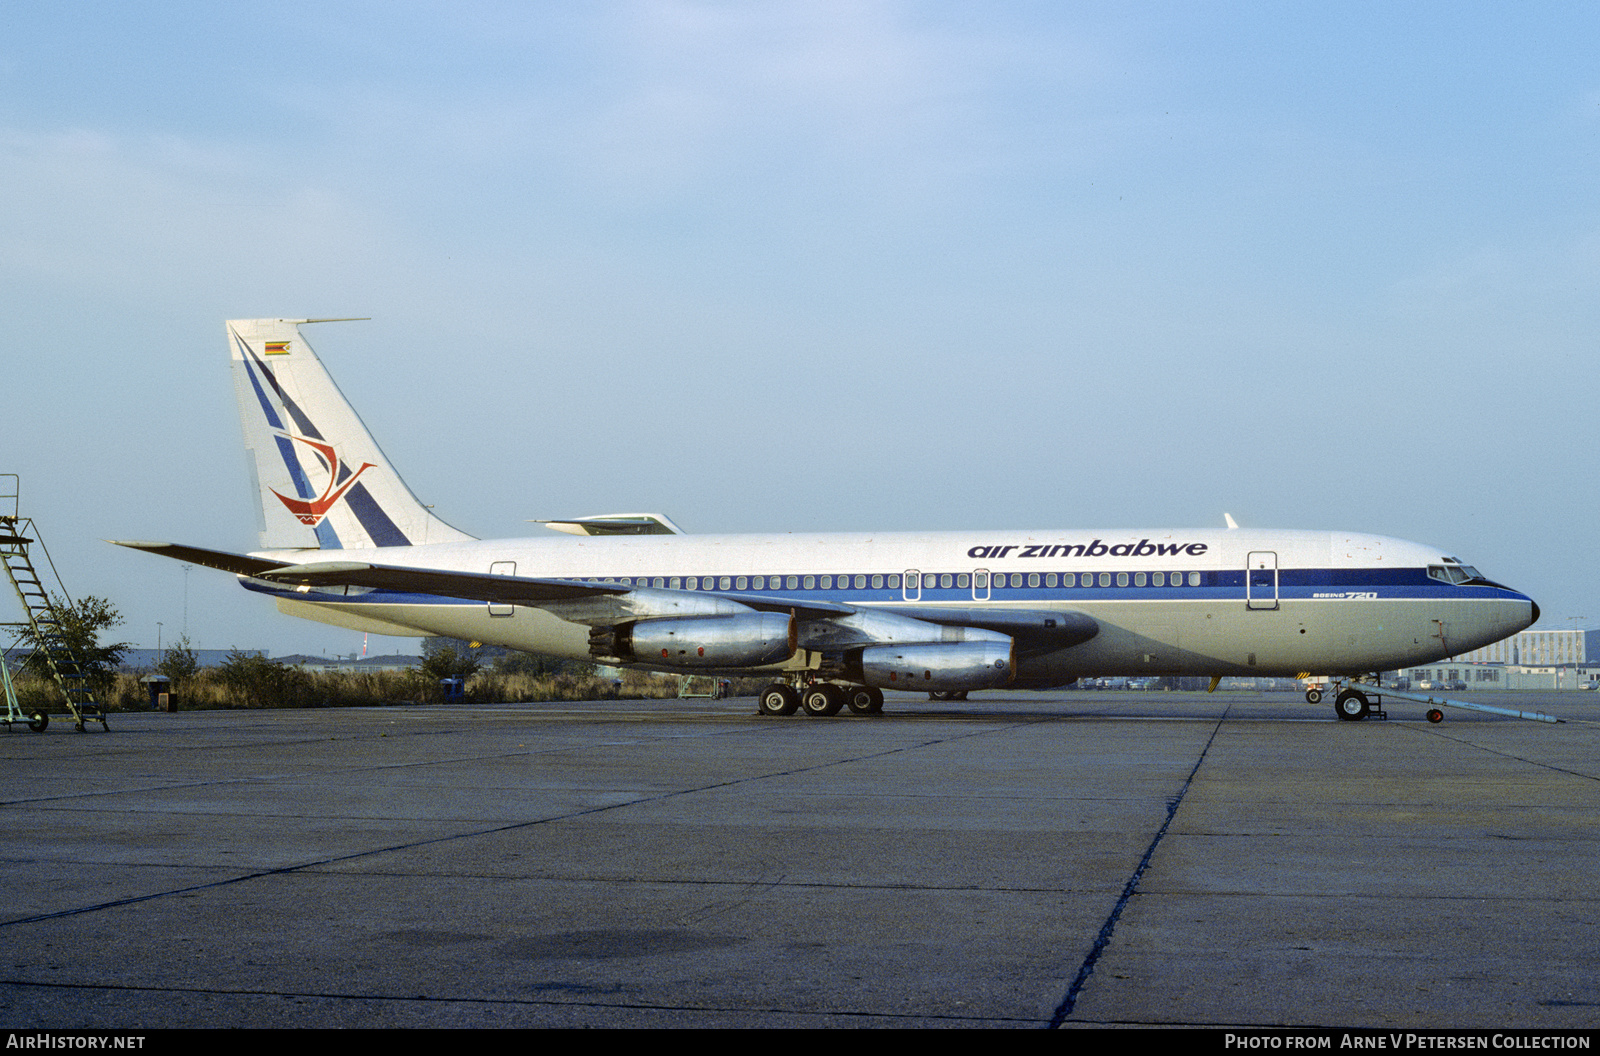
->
3, 2, 1595, 656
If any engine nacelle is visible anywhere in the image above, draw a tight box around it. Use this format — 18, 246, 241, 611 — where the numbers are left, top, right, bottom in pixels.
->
858, 640, 1015, 692
596, 612, 796, 669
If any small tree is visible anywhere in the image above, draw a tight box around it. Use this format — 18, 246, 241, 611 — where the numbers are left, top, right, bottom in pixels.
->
217, 649, 314, 708
493, 650, 594, 678
418, 638, 482, 702
22, 594, 130, 697
419, 638, 483, 682
157, 634, 200, 689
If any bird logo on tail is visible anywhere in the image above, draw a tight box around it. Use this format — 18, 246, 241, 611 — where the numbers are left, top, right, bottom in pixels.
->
270, 433, 376, 527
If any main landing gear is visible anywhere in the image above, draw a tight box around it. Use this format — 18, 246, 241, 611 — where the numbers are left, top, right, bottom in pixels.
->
757, 680, 883, 717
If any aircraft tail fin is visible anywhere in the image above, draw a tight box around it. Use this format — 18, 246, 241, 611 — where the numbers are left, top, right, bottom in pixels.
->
228, 318, 476, 551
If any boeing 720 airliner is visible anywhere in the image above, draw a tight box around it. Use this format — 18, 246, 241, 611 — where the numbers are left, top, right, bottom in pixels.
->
115, 318, 1539, 720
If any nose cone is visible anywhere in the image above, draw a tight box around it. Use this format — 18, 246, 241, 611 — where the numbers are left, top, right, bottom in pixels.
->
1505, 588, 1539, 633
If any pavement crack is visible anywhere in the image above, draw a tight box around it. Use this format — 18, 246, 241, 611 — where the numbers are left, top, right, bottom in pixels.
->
1047, 705, 1229, 1028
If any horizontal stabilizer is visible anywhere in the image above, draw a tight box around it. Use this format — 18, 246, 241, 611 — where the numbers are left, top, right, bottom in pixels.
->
534, 513, 685, 536
109, 540, 305, 578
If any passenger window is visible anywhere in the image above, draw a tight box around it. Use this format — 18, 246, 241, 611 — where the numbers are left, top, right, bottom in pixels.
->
855, 575, 866, 589
821, 575, 832, 589
872, 574, 883, 589
803, 576, 815, 589
1116, 572, 1128, 587
1135, 572, 1146, 587
1188, 572, 1200, 586
1153, 572, 1164, 587
719, 576, 731, 590
1062, 573, 1075, 587
653, 577, 665, 588
940, 573, 952, 588
958, 573, 970, 588
1046, 573, 1057, 587
736, 576, 748, 590
924, 573, 936, 588
686, 577, 698, 590
1098, 573, 1110, 587
787, 576, 799, 589
1028, 573, 1040, 588
670, 577, 682, 589
889, 575, 901, 588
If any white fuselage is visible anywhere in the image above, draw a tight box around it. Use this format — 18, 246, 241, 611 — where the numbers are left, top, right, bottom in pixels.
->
244, 526, 1538, 684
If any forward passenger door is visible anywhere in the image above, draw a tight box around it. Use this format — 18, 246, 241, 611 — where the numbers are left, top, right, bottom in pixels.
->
1246, 551, 1279, 611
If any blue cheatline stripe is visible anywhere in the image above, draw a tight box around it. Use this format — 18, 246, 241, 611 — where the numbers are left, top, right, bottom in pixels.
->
241, 569, 1529, 608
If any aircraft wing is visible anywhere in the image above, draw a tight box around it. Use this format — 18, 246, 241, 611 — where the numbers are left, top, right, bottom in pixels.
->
246, 563, 962, 628
892, 605, 1098, 653
111, 541, 632, 605
112, 541, 1099, 655
251, 560, 634, 605
706, 596, 1096, 654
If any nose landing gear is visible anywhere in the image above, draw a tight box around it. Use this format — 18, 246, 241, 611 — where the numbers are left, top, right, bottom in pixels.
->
1328, 681, 1388, 722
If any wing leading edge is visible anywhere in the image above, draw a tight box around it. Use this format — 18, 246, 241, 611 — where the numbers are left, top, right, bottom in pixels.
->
111, 541, 1100, 661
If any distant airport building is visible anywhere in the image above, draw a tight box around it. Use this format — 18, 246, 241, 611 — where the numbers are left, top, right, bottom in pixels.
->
284, 654, 421, 673
1446, 628, 1596, 666
1403, 662, 1600, 690
1401, 629, 1599, 690
118, 648, 265, 670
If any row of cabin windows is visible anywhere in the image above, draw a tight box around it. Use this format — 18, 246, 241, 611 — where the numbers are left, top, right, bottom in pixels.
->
986, 571, 1203, 589
575, 571, 1207, 591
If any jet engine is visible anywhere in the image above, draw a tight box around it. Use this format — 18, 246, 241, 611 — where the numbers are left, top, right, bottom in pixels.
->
857, 640, 1015, 692
591, 612, 796, 668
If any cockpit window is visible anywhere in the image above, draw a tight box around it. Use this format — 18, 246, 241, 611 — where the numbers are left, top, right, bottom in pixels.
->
1429, 563, 1488, 585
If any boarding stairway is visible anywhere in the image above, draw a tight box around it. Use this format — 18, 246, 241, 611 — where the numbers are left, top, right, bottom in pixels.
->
0, 475, 108, 732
